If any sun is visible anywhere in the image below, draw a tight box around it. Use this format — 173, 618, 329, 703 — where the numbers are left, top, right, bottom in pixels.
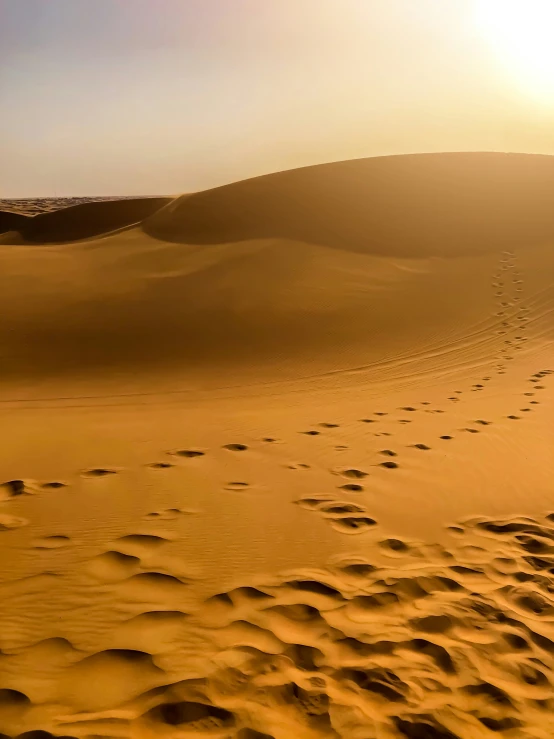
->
475, 0, 554, 102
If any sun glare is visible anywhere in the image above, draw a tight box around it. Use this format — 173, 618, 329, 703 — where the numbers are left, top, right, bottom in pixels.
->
475, 0, 554, 103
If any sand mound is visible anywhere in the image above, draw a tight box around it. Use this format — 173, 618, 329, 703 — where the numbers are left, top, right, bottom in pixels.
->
14, 197, 171, 243
144, 152, 554, 256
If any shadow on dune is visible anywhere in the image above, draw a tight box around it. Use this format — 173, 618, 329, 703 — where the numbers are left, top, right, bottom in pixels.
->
0, 211, 30, 235
144, 153, 554, 257
16, 197, 171, 243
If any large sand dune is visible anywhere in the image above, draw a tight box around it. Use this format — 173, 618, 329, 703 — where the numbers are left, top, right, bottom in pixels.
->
0, 153, 553, 738
145, 152, 554, 255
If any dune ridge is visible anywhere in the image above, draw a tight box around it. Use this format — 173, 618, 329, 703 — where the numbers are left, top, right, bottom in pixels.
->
144, 152, 554, 255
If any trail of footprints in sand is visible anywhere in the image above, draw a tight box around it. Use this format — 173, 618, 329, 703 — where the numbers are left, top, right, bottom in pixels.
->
294, 374, 552, 534
0, 247, 552, 540
441, 249, 526, 404
6, 514, 554, 736
1, 249, 554, 736
491, 250, 529, 378
3, 358, 550, 538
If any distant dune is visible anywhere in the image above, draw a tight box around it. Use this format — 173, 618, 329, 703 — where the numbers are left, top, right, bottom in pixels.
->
11, 196, 171, 242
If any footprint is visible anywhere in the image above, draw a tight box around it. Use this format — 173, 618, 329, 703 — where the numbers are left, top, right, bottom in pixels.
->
399, 407, 417, 412
0, 514, 28, 530
34, 535, 71, 549
82, 468, 118, 478
379, 538, 410, 553
171, 449, 205, 458
318, 502, 366, 517
340, 469, 369, 479
330, 516, 377, 534
440, 435, 453, 440
300, 431, 320, 437
379, 449, 397, 457
223, 443, 249, 451
507, 415, 520, 420
474, 420, 492, 426
411, 444, 431, 450
295, 496, 333, 511
379, 461, 399, 469
319, 423, 339, 428
148, 462, 175, 469
0, 479, 29, 499
224, 482, 251, 491
41, 481, 68, 489
143, 508, 192, 520
145, 700, 234, 730
339, 484, 364, 492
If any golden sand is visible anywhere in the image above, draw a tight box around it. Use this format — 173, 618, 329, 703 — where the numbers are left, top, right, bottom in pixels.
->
0, 153, 553, 738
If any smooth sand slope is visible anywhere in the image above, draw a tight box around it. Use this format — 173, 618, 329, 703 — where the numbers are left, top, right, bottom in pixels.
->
0, 153, 553, 738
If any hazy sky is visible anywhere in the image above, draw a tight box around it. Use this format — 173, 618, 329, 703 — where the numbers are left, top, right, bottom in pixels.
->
2, 0, 554, 196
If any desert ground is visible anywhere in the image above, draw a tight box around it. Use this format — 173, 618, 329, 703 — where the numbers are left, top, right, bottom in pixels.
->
0, 152, 553, 739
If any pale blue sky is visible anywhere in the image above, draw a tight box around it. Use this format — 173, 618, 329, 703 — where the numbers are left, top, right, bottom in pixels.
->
2, 0, 554, 196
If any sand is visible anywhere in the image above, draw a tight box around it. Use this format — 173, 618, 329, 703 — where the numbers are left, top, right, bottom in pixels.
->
0, 152, 553, 738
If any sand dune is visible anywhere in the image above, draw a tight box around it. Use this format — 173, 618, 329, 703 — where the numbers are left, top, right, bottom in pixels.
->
9, 197, 171, 243
0, 211, 30, 236
0, 196, 163, 218
1, 154, 553, 386
0, 153, 553, 737
145, 152, 554, 255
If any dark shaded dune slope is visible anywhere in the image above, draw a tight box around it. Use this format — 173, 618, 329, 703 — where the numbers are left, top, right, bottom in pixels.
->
20, 197, 171, 243
0, 211, 30, 235
144, 152, 554, 256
